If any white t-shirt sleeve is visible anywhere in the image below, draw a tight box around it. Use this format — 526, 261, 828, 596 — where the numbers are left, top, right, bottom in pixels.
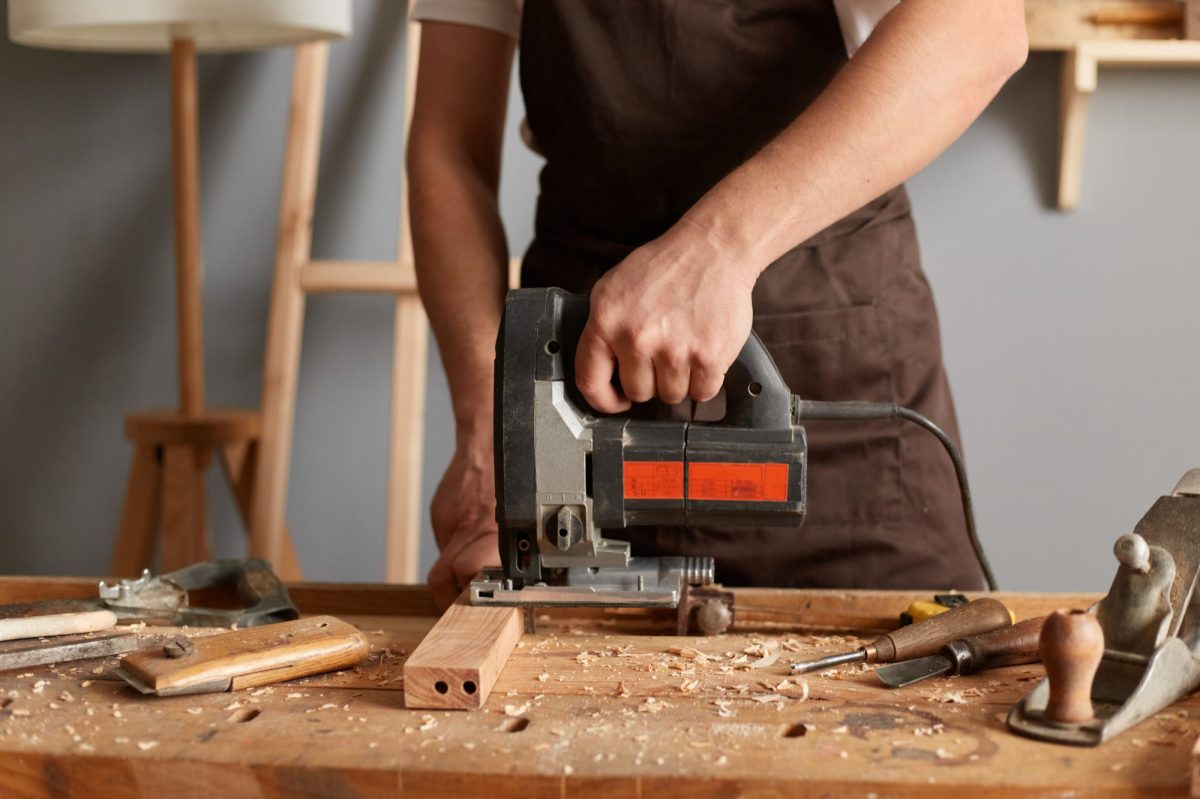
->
410, 0, 523, 39
832, 0, 900, 57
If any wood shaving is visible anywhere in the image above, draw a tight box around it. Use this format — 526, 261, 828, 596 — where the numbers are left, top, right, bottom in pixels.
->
714, 700, 736, 718
186, 708, 202, 715
666, 646, 713, 662
537, 673, 549, 683
638, 698, 670, 714
418, 715, 437, 732
10, 708, 30, 717
137, 741, 158, 751
752, 694, 787, 703
504, 702, 531, 717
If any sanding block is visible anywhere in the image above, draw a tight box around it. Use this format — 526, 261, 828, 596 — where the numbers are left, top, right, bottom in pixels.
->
115, 615, 369, 696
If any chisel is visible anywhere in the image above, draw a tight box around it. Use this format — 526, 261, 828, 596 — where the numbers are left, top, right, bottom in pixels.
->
789, 597, 1013, 675
875, 615, 1046, 688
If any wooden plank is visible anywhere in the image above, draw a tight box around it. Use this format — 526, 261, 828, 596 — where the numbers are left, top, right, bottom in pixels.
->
298, 260, 416, 294
403, 593, 523, 709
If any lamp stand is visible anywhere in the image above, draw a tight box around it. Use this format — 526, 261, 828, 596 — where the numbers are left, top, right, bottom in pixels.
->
111, 39, 302, 577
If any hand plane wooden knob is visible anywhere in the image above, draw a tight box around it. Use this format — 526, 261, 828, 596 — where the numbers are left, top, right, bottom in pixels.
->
1041, 609, 1104, 725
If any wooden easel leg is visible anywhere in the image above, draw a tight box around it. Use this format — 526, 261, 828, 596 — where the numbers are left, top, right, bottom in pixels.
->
385, 294, 428, 583
252, 42, 330, 569
161, 444, 211, 570
111, 444, 162, 575
221, 441, 303, 579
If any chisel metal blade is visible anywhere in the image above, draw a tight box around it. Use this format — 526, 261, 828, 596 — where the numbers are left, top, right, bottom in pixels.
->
875, 653, 954, 687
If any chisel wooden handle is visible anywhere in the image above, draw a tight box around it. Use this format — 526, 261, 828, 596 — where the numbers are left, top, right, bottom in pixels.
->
868, 598, 1012, 663
950, 616, 1045, 673
0, 609, 117, 643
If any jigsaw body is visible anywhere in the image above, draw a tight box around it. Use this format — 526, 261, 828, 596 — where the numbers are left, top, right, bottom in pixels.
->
470, 288, 808, 610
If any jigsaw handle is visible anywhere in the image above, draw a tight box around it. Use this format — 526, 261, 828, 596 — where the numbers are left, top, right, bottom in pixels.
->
722, 330, 795, 429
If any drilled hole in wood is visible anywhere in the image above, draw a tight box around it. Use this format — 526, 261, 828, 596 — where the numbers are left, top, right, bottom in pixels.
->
229, 708, 261, 724
781, 722, 807, 738
0, 698, 11, 709
462, 680, 477, 695
435, 681, 449, 694
499, 717, 530, 733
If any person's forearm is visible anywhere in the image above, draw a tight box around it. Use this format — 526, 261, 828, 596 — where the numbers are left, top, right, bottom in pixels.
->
678, 0, 1028, 278
409, 157, 508, 437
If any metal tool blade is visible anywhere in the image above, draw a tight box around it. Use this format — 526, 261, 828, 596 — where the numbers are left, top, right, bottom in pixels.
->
875, 654, 954, 687
0, 631, 138, 673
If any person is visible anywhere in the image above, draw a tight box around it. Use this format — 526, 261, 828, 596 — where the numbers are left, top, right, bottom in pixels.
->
407, 0, 1029, 608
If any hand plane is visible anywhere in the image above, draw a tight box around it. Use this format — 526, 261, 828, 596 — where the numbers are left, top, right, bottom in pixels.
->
470, 288, 990, 627
1008, 468, 1200, 745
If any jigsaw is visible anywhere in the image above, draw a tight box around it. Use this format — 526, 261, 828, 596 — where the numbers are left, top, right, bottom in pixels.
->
470, 288, 993, 629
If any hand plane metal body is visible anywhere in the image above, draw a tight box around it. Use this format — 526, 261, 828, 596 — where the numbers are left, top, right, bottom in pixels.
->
1008, 469, 1200, 745
469, 288, 808, 613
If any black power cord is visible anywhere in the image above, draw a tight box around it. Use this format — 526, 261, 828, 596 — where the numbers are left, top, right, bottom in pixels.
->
795, 399, 998, 591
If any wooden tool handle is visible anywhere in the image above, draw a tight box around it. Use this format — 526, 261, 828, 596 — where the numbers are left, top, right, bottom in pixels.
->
1041, 609, 1104, 725
0, 609, 117, 643
961, 616, 1046, 671
119, 615, 369, 695
871, 598, 1011, 663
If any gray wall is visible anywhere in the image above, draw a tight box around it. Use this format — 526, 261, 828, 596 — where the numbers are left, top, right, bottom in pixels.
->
1, 2, 1197, 592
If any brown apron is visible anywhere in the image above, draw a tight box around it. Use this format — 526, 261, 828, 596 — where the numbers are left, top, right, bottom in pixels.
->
518, 0, 985, 590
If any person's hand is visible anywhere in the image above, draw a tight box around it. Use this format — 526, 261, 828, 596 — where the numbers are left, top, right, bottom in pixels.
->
575, 223, 758, 412
427, 437, 499, 609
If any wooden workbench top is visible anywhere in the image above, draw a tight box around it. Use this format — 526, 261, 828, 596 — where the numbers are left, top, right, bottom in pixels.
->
0, 578, 1194, 798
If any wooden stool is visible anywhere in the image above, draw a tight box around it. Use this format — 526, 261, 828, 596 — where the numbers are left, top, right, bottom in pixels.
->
113, 410, 302, 575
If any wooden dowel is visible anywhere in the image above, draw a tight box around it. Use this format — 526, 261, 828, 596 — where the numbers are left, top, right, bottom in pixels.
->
170, 38, 205, 417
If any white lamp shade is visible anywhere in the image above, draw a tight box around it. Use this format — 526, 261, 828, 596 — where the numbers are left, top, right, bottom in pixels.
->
8, 0, 352, 53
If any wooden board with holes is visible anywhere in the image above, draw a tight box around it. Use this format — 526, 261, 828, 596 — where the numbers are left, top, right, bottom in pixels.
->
0, 578, 1197, 797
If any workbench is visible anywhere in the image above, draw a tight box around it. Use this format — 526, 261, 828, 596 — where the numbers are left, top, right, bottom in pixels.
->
0, 577, 1196, 798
